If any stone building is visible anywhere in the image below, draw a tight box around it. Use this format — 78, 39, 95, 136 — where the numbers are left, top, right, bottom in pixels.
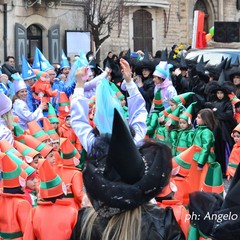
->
0, 0, 239, 69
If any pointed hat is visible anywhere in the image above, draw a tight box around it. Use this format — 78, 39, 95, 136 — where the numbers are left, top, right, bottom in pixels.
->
58, 92, 70, 116
14, 140, 39, 162
232, 123, 240, 133
153, 89, 164, 111
23, 135, 52, 158
39, 159, 64, 199
60, 50, 70, 70
27, 120, 50, 143
179, 101, 197, 123
172, 145, 202, 177
171, 92, 195, 105
13, 122, 26, 143
47, 103, 59, 124
0, 139, 22, 158
1, 153, 27, 188
202, 162, 224, 195
60, 138, 80, 166
42, 118, 59, 142
21, 54, 36, 80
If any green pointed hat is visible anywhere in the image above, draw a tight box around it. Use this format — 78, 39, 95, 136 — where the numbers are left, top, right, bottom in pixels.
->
171, 92, 195, 105
162, 107, 172, 117
165, 106, 182, 126
153, 89, 164, 111
48, 103, 59, 124
179, 102, 197, 123
13, 122, 26, 143
202, 162, 224, 196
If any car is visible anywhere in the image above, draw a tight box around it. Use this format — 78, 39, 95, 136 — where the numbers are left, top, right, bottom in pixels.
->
185, 48, 240, 67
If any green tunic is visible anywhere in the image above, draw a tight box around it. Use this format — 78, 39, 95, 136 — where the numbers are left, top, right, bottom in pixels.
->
170, 129, 195, 156
192, 125, 215, 166
146, 110, 159, 138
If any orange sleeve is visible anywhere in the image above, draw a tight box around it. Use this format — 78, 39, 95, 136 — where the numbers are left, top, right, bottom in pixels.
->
71, 171, 84, 209
17, 200, 32, 235
23, 208, 36, 240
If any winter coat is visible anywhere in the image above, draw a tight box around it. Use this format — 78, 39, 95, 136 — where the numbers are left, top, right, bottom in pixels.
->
70, 204, 185, 240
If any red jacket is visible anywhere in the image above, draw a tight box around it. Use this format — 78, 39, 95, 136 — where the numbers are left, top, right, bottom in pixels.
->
23, 199, 78, 240
59, 124, 82, 151
0, 193, 31, 240
227, 141, 240, 178
57, 165, 84, 210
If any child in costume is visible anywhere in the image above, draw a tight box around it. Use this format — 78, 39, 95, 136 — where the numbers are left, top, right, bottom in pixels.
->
59, 115, 82, 152
23, 159, 78, 240
12, 73, 48, 130
0, 89, 14, 144
70, 109, 184, 240
47, 103, 60, 135
57, 139, 84, 210
152, 61, 177, 109
146, 88, 164, 138
0, 153, 31, 239
31, 70, 58, 103
226, 123, 240, 179
171, 102, 196, 156
188, 108, 216, 192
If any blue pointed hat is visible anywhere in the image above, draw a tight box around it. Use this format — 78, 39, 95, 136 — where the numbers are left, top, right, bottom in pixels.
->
32, 47, 41, 70
21, 55, 36, 80
60, 50, 70, 70
12, 72, 27, 93
32, 48, 54, 72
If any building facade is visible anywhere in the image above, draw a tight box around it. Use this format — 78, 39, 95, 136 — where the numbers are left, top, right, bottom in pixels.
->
0, 0, 239, 69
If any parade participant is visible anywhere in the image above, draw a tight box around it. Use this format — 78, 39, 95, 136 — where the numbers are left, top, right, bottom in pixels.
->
12, 73, 47, 130
146, 88, 164, 138
0, 89, 14, 144
57, 139, 84, 210
47, 103, 60, 134
228, 92, 240, 123
59, 115, 82, 152
71, 58, 148, 153
70, 109, 184, 240
23, 159, 78, 240
171, 102, 196, 156
188, 108, 216, 192
0, 71, 14, 99
153, 61, 177, 109
0, 153, 31, 239
226, 123, 240, 179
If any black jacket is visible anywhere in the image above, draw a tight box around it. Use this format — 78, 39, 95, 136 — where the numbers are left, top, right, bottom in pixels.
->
70, 204, 185, 240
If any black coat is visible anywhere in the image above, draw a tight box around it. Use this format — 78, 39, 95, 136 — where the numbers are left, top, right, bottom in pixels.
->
70, 204, 185, 240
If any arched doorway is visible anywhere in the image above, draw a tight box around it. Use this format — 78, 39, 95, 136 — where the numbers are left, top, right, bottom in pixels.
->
27, 24, 42, 61
133, 9, 153, 54
194, 0, 209, 32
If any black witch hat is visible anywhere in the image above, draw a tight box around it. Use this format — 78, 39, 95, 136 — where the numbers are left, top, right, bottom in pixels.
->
83, 109, 172, 217
160, 48, 168, 61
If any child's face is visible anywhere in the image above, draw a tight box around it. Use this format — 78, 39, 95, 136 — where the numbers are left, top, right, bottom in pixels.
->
232, 131, 240, 143
51, 122, 59, 130
170, 101, 178, 111
196, 114, 204, 126
65, 117, 71, 127
216, 90, 224, 100
26, 177, 36, 190
120, 98, 126, 107
46, 151, 55, 166
29, 155, 40, 170
179, 118, 188, 130
52, 141, 60, 151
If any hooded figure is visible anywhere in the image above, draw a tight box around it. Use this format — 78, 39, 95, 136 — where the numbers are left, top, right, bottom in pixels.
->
70, 109, 184, 240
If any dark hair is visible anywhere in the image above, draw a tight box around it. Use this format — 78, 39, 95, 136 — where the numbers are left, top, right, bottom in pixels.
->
6, 56, 15, 61
43, 193, 64, 203
198, 108, 216, 131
